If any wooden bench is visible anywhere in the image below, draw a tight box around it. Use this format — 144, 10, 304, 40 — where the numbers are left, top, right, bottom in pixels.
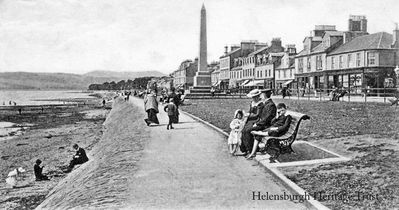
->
251, 111, 310, 160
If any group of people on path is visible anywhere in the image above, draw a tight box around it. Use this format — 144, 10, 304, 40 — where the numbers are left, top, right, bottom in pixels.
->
143, 87, 182, 130
227, 88, 292, 160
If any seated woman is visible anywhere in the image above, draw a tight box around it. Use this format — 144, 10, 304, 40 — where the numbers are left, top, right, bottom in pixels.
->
246, 103, 292, 159
34, 159, 49, 181
240, 89, 264, 156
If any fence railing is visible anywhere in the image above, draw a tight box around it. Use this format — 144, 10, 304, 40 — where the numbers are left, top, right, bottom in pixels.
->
210, 87, 399, 103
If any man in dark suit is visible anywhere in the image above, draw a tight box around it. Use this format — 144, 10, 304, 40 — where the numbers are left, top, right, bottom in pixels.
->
247, 103, 291, 159
254, 89, 277, 129
67, 144, 89, 172
242, 89, 276, 157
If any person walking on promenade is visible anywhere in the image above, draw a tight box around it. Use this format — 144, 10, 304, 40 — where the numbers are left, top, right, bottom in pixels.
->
167, 87, 181, 123
144, 90, 160, 126
164, 98, 177, 130
228, 109, 244, 155
240, 89, 264, 156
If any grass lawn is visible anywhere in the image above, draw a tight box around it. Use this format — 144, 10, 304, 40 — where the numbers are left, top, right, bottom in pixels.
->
180, 98, 399, 209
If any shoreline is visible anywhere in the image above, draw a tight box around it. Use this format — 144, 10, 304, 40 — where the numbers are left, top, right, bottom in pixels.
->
0, 96, 110, 209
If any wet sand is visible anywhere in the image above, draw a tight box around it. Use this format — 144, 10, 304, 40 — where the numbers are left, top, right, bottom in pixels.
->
0, 98, 110, 209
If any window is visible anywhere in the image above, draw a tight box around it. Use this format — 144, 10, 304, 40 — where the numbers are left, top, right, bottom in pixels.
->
307, 57, 311, 71
356, 53, 361, 67
260, 71, 262, 78
290, 69, 293, 77
347, 54, 351, 68
269, 70, 271, 77
331, 57, 335, 70
339, 56, 343, 68
298, 58, 304, 72
283, 70, 287, 78
368, 52, 376, 65
316, 55, 323, 70
278, 70, 281, 79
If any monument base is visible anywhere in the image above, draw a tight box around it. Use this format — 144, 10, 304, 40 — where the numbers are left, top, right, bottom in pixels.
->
193, 72, 211, 87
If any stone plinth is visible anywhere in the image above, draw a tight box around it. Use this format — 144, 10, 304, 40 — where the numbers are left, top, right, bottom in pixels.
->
193, 71, 211, 87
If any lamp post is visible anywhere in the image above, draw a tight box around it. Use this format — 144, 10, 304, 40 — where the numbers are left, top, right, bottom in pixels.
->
395, 65, 399, 89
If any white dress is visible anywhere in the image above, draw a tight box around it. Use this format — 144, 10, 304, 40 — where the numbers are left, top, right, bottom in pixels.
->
228, 119, 243, 145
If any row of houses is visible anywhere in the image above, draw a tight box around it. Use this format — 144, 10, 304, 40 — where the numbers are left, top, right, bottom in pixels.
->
171, 15, 399, 93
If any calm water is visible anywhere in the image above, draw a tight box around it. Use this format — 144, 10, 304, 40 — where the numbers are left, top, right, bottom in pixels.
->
0, 90, 94, 106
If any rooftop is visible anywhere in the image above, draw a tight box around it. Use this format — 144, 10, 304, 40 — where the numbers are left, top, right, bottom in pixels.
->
329, 32, 394, 55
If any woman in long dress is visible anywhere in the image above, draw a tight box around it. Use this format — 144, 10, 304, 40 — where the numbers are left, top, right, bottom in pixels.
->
240, 89, 264, 156
144, 90, 159, 126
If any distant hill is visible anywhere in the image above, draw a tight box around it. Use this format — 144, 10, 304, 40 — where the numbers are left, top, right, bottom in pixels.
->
84, 70, 165, 78
0, 71, 166, 90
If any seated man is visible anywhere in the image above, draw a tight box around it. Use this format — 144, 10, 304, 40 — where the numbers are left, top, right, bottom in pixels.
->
247, 103, 292, 159
67, 144, 89, 172
34, 159, 49, 181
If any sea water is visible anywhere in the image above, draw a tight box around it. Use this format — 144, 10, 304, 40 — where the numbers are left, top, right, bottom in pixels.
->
0, 90, 94, 106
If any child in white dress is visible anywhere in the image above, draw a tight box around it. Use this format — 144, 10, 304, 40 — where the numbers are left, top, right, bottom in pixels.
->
228, 109, 244, 155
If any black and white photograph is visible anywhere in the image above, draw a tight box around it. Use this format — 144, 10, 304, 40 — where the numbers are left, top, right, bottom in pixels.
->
0, 0, 398, 209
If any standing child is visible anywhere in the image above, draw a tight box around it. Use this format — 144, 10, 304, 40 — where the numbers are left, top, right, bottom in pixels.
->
164, 98, 177, 130
228, 109, 244, 155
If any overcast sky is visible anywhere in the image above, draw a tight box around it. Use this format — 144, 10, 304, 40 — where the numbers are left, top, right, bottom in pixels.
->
0, 0, 397, 75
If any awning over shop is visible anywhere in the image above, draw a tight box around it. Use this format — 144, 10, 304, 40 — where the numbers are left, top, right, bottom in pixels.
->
213, 81, 221, 86
244, 80, 264, 87
240, 80, 250, 86
283, 80, 294, 86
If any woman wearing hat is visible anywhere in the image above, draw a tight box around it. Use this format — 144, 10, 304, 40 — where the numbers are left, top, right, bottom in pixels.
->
144, 90, 160, 126
240, 89, 265, 156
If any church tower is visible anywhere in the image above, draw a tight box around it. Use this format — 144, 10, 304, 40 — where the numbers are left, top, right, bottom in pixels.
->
193, 3, 211, 87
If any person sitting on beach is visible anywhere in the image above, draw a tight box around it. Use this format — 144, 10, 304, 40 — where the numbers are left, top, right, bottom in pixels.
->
67, 144, 89, 172
228, 109, 244, 155
5, 167, 26, 188
164, 98, 177, 130
247, 103, 292, 159
34, 159, 49, 181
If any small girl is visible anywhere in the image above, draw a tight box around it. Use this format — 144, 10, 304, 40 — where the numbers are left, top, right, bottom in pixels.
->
227, 109, 244, 155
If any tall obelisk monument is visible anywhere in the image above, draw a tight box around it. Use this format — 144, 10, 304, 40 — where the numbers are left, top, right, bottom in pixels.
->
193, 3, 211, 87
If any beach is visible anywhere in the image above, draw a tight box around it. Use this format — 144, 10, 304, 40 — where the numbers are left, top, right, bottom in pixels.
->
0, 91, 113, 209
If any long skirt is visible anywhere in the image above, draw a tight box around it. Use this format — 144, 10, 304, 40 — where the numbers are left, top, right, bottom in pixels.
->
146, 109, 159, 124
240, 120, 264, 153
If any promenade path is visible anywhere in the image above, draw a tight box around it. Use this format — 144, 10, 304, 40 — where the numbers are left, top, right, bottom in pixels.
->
36, 97, 307, 209
126, 97, 306, 209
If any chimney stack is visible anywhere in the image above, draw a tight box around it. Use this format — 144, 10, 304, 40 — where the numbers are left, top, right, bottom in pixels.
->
392, 23, 399, 48
224, 46, 228, 55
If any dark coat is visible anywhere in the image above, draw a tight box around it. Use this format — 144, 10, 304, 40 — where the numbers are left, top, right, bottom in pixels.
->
34, 164, 43, 178
247, 101, 264, 122
164, 103, 177, 116
255, 99, 277, 129
75, 147, 89, 163
268, 114, 292, 137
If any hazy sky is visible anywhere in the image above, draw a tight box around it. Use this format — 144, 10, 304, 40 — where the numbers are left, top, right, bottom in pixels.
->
0, 0, 397, 75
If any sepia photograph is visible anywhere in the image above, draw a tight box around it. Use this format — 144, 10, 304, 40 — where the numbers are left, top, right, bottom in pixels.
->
0, 0, 398, 209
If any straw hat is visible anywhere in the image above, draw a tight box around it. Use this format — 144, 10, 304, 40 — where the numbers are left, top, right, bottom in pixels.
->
246, 89, 262, 98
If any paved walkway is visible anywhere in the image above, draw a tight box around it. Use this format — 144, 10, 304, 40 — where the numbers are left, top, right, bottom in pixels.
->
126, 97, 307, 209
